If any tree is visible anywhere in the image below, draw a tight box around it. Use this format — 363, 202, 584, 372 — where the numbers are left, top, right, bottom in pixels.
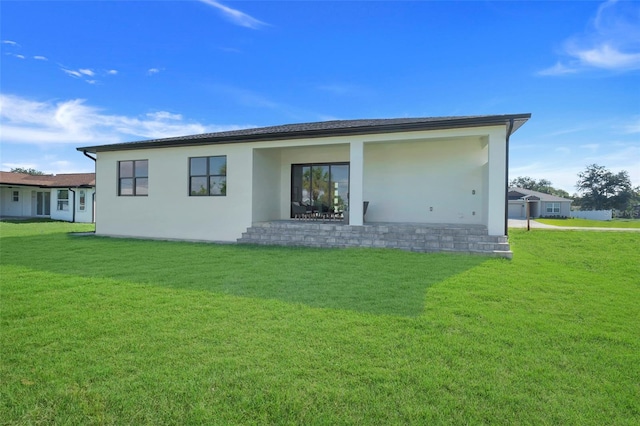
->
509, 176, 570, 198
10, 167, 45, 175
576, 164, 633, 211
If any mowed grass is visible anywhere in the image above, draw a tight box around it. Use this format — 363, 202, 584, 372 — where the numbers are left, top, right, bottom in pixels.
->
536, 217, 640, 228
1, 222, 639, 424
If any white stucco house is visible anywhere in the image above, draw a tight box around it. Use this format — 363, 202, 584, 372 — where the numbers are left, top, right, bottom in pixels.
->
77, 114, 530, 257
507, 187, 572, 219
0, 172, 96, 222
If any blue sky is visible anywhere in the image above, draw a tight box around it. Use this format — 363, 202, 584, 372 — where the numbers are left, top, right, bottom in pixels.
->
1, 0, 638, 193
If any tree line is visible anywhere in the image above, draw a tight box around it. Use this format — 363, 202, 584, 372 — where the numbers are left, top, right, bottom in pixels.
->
511, 164, 639, 217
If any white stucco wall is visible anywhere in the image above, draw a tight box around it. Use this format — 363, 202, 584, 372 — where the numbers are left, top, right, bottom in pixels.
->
362, 137, 487, 225
0, 187, 31, 216
0, 187, 94, 221
252, 148, 282, 222
93, 124, 511, 241
49, 188, 95, 223
96, 145, 253, 241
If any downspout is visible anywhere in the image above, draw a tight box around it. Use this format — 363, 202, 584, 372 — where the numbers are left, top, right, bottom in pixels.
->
83, 150, 97, 224
68, 188, 76, 223
504, 118, 514, 236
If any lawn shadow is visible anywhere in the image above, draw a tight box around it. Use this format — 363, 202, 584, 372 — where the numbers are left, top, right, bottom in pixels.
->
1, 233, 490, 317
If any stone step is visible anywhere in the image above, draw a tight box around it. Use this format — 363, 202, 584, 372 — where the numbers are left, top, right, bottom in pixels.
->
238, 221, 512, 258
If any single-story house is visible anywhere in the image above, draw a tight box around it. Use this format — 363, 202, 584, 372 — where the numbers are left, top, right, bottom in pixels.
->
0, 172, 96, 223
77, 114, 530, 257
507, 187, 572, 219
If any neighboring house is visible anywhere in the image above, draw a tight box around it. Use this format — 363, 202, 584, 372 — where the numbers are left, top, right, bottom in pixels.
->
507, 187, 572, 219
77, 114, 530, 256
0, 172, 96, 223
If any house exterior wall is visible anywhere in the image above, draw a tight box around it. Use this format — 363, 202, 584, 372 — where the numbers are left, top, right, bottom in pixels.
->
540, 201, 571, 217
0, 186, 94, 221
486, 128, 508, 235
363, 137, 486, 225
508, 200, 572, 218
95, 145, 254, 241
50, 188, 71, 222
252, 148, 282, 222
93, 124, 511, 241
50, 188, 96, 223
277, 144, 350, 219
0, 187, 32, 217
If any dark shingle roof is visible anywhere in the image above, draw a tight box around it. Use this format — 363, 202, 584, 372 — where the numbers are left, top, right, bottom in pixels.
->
0, 172, 95, 188
508, 187, 572, 202
78, 113, 531, 153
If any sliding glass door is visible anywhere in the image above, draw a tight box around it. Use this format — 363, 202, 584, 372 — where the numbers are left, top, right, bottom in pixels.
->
291, 163, 349, 218
36, 191, 51, 216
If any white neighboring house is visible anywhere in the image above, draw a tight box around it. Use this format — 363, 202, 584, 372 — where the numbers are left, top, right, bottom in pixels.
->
507, 187, 573, 219
0, 172, 96, 223
77, 114, 530, 255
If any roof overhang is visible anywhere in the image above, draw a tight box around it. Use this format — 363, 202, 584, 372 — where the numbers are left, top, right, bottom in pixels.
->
78, 113, 531, 153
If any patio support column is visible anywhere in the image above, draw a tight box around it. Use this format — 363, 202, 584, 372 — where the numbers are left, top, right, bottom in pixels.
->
487, 128, 508, 236
349, 140, 364, 226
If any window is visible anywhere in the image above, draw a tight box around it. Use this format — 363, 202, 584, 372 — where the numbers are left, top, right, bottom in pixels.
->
189, 156, 227, 196
57, 190, 69, 211
291, 163, 349, 218
79, 190, 86, 211
119, 160, 148, 196
546, 202, 560, 214
12, 191, 19, 202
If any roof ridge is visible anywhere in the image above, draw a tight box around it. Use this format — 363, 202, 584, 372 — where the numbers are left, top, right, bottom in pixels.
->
78, 113, 531, 153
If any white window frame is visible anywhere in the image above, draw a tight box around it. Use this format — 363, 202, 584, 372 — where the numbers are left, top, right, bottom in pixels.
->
79, 190, 86, 211
546, 202, 560, 214
57, 190, 69, 211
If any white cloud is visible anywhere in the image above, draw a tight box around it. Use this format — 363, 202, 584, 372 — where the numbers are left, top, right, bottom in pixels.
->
147, 68, 160, 75
0, 94, 248, 146
61, 67, 103, 83
198, 0, 268, 29
6, 53, 25, 59
61, 68, 83, 78
33, 55, 48, 61
1, 40, 19, 46
540, 0, 640, 75
147, 111, 183, 121
569, 43, 640, 70
107, 69, 118, 75
538, 62, 579, 76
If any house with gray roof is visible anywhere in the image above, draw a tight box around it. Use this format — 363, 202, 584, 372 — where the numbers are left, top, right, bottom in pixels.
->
0, 172, 95, 222
77, 113, 530, 257
508, 187, 573, 219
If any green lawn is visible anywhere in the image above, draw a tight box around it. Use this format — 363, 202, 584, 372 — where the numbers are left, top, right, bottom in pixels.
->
1, 221, 639, 424
536, 217, 640, 228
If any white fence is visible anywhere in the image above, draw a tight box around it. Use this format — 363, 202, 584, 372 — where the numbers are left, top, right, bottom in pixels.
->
570, 210, 612, 221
